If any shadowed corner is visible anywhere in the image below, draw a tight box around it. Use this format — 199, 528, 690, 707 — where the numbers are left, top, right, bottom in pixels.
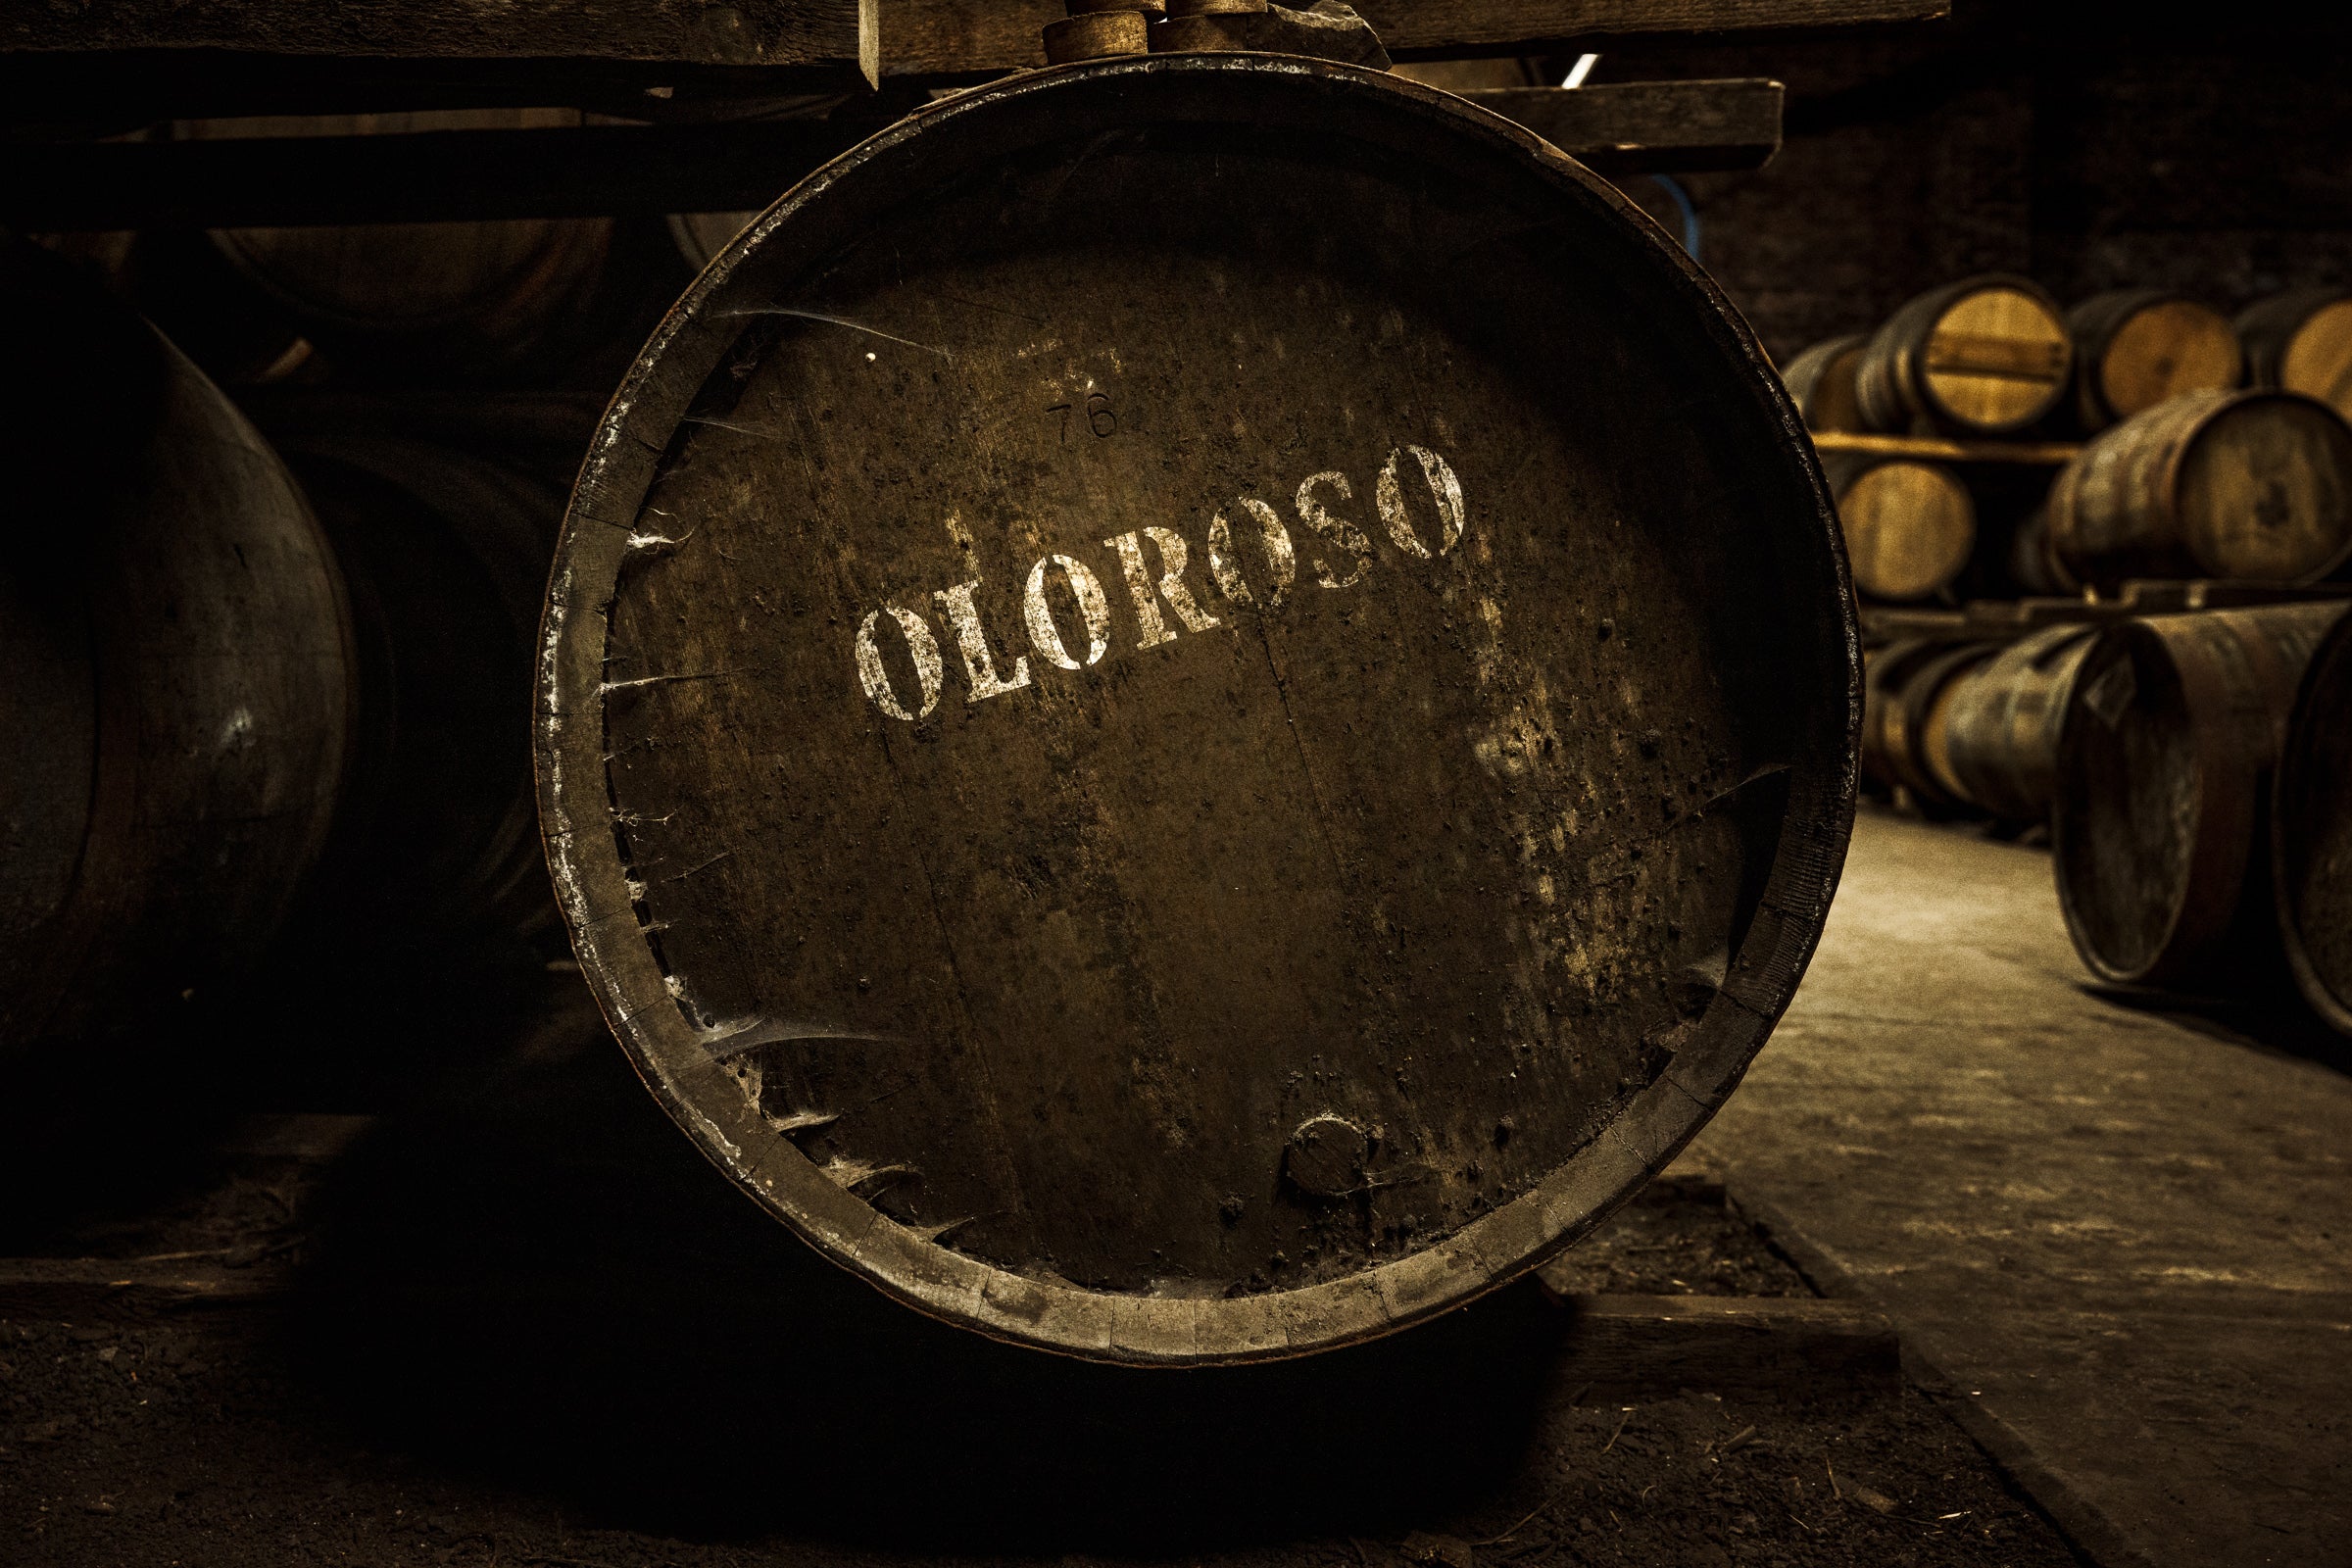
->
285, 978, 1577, 1550
2077, 979, 2352, 1076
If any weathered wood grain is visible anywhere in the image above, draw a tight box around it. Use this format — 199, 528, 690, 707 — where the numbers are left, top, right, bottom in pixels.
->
537, 54, 1857, 1364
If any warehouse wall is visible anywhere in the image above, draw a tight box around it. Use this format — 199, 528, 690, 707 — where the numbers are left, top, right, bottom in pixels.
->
1602, 4, 2352, 363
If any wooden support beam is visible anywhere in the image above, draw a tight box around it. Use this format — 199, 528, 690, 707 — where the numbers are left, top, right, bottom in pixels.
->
0, 79, 1780, 230
1465, 78, 1783, 172
0, 121, 863, 229
0, 1, 868, 69
875, 0, 1948, 77
0, 0, 1949, 122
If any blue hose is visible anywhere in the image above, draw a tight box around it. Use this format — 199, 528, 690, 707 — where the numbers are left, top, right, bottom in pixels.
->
1649, 174, 1700, 262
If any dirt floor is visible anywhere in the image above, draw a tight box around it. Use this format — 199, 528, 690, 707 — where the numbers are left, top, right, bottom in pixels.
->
1, 976, 2085, 1568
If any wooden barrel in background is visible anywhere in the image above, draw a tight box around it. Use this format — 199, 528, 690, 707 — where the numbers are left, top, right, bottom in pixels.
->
2273, 611, 2352, 1036
0, 246, 352, 1056
536, 57, 1858, 1365
274, 436, 562, 967
2007, 503, 2075, 595
669, 212, 758, 273
2044, 389, 2352, 591
1860, 639, 1993, 810
2238, 288, 2352, 421
1821, 451, 1976, 601
2054, 601, 2346, 990
1853, 274, 2073, 436
191, 111, 615, 379
1938, 622, 2101, 824
2067, 289, 2243, 433
1778, 333, 1868, 433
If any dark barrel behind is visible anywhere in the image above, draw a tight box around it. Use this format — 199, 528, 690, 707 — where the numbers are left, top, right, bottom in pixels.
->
2274, 612, 2352, 1035
0, 246, 352, 1055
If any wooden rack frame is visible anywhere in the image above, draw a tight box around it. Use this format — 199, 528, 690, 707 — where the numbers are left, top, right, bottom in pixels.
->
2, 0, 1946, 119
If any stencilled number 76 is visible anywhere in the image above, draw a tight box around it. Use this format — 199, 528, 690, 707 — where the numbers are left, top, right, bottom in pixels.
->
1047, 392, 1120, 445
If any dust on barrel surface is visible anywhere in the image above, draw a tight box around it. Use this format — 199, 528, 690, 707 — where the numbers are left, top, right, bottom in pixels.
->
539, 57, 1858, 1363
2275, 612, 2352, 1035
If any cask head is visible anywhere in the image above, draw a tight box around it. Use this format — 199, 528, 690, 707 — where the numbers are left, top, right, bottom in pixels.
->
537, 56, 1858, 1362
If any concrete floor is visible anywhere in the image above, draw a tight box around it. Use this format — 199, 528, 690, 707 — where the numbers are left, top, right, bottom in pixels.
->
1690, 808, 2352, 1568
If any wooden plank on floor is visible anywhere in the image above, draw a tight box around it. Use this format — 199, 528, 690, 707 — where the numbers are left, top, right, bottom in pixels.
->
1540, 1290, 1903, 1394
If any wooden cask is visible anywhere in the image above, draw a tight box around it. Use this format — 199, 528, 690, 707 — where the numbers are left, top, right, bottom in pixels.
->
2054, 601, 2346, 989
2237, 288, 2352, 420
0, 247, 351, 1054
195, 111, 613, 377
537, 57, 1857, 1364
1820, 452, 1975, 602
2044, 389, 2352, 591
1859, 639, 1992, 811
2067, 289, 2242, 434
2273, 611, 2352, 1035
1853, 275, 2073, 436
670, 212, 758, 273
1937, 622, 2100, 824
275, 437, 562, 965
1778, 334, 1868, 433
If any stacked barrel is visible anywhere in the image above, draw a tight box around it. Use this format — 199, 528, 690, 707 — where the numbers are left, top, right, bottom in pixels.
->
0, 244, 563, 1059
1786, 277, 2352, 605
1813, 274, 2352, 1035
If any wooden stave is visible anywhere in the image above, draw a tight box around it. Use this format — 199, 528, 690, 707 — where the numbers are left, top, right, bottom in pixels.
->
2045, 388, 2352, 591
1937, 622, 2100, 824
2273, 611, 2352, 1036
1853, 274, 2073, 437
2053, 601, 2346, 990
534, 56, 1859, 1365
1819, 450, 1976, 602
2237, 287, 2352, 418
1778, 333, 1868, 433
2066, 288, 2243, 434
0, 248, 353, 1056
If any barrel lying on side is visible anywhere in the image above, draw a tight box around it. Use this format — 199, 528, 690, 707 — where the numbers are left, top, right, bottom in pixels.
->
2054, 601, 2346, 990
2044, 388, 2352, 592
1821, 452, 1976, 602
193, 110, 615, 379
273, 436, 563, 965
2274, 611, 2352, 1036
1937, 622, 2100, 824
536, 56, 1858, 1365
1855, 274, 2073, 436
1779, 334, 1868, 433
1861, 639, 1994, 811
2067, 289, 2243, 434
0, 245, 352, 1055
2238, 288, 2352, 422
